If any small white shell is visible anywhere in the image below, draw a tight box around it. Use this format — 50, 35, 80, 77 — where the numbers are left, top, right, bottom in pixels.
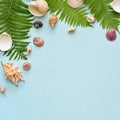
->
28, 1, 44, 17
26, 46, 32, 55
67, 0, 83, 8
0, 85, 6, 96
0, 32, 12, 51
110, 0, 120, 13
87, 16, 96, 23
68, 27, 76, 32
36, 0, 49, 13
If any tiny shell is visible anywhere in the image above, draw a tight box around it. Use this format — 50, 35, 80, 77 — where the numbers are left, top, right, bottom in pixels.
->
49, 14, 58, 28
28, 1, 45, 17
110, 0, 120, 13
36, 0, 49, 13
0, 32, 12, 51
23, 62, 31, 71
68, 27, 76, 33
87, 16, 96, 23
26, 46, 32, 55
0, 85, 6, 96
67, 0, 83, 8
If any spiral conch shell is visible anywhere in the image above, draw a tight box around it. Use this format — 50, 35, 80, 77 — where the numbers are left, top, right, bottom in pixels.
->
2, 62, 24, 87
28, 0, 49, 17
67, 0, 84, 8
110, 0, 120, 13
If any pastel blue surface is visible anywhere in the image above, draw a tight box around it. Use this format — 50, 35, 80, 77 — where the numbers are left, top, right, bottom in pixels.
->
0, 1, 120, 120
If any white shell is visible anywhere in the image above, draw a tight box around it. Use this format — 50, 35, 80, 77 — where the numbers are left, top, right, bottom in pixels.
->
28, 1, 44, 17
87, 16, 96, 23
110, 0, 120, 13
67, 0, 83, 8
68, 27, 76, 32
0, 32, 12, 51
36, 0, 49, 13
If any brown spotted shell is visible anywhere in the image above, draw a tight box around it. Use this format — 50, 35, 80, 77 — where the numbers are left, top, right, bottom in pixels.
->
49, 14, 58, 28
2, 62, 24, 86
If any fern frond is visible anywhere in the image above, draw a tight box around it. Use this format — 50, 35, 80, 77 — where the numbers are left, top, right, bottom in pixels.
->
46, 0, 91, 27
84, 0, 120, 31
0, 0, 33, 60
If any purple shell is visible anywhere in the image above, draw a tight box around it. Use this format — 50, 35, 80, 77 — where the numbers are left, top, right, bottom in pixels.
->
106, 29, 117, 41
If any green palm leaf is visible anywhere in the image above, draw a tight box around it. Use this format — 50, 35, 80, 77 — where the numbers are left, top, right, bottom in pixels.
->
0, 0, 33, 60
46, 0, 91, 27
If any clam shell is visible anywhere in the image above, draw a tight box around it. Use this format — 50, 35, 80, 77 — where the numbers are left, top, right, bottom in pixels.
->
28, 1, 45, 17
67, 0, 83, 8
110, 0, 120, 13
0, 32, 12, 51
36, 0, 49, 13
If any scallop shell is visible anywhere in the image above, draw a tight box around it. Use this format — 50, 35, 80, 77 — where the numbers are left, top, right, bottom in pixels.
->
67, 0, 83, 8
28, 1, 45, 17
36, 0, 49, 13
0, 32, 12, 51
110, 0, 120, 13
2, 62, 24, 87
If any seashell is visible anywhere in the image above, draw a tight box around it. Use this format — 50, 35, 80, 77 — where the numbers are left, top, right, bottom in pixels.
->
33, 37, 44, 47
2, 62, 24, 87
110, 0, 120, 13
67, 0, 84, 8
0, 85, 6, 96
22, 62, 31, 71
28, 1, 45, 17
36, 0, 49, 14
68, 27, 76, 33
0, 32, 12, 51
87, 16, 96, 23
49, 14, 58, 28
26, 46, 32, 55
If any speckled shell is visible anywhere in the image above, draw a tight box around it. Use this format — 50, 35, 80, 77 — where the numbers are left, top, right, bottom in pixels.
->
2, 62, 24, 86
49, 14, 58, 28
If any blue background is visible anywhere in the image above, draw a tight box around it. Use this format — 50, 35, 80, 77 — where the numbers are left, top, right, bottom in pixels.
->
0, 0, 120, 120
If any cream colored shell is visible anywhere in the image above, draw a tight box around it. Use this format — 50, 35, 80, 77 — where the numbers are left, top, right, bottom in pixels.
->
67, 0, 84, 8
0, 32, 12, 51
28, 0, 49, 17
110, 0, 120, 13
28, 1, 44, 17
36, 0, 49, 13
